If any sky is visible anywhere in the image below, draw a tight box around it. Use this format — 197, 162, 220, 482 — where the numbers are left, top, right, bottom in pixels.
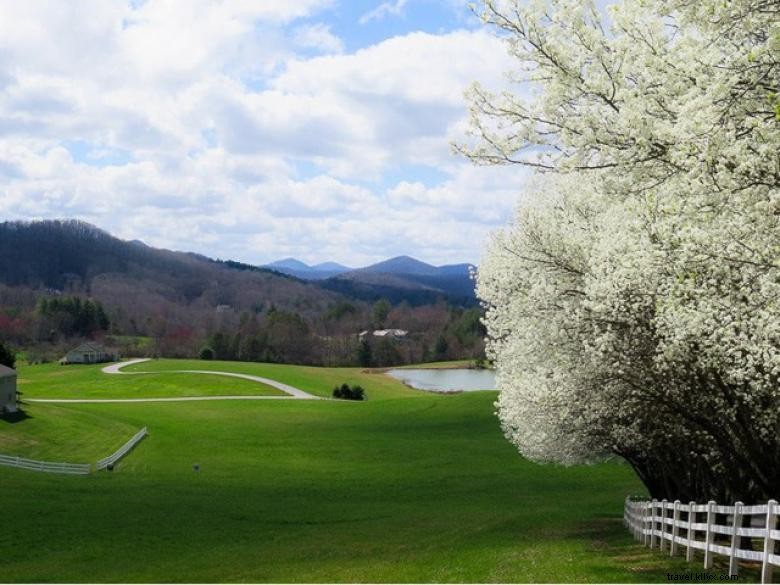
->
0, 0, 529, 267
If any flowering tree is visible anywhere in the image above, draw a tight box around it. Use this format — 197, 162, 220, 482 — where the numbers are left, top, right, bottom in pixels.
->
465, 0, 779, 502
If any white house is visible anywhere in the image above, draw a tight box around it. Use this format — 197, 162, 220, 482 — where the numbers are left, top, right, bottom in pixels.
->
374, 329, 408, 338
0, 365, 17, 415
60, 342, 115, 365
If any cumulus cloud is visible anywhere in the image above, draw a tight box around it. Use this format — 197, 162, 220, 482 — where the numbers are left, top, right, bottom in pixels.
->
0, 0, 523, 266
268, 30, 511, 177
293, 23, 344, 53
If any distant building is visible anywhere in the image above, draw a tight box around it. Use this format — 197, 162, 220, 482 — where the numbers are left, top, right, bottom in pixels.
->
215, 305, 232, 313
0, 365, 17, 415
60, 342, 116, 365
374, 329, 408, 338
359, 329, 408, 339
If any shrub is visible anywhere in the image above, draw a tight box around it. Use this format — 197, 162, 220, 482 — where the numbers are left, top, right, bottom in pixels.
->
332, 383, 365, 401
0, 341, 15, 369
199, 346, 214, 360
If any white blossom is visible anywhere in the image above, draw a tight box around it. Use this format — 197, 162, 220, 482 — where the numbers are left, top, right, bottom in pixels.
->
467, 0, 779, 502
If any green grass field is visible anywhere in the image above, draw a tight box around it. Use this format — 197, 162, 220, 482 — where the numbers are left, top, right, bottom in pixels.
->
0, 359, 732, 582
17, 362, 285, 399
122, 359, 423, 400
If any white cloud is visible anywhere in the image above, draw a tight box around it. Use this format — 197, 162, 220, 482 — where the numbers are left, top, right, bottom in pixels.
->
386, 164, 527, 224
0, 1, 522, 266
359, 0, 409, 25
274, 30, 507, 105
293, 23, 344, 54
266, 30, 512, 177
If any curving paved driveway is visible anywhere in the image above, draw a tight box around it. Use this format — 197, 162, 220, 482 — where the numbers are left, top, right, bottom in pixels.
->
27, 395, 307, 404
27, 359, 319, 404
101, 358, 152, 374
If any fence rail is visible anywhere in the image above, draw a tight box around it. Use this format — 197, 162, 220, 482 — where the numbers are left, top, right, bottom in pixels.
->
96, 427, 147, 470
624, 497, 779, 583
0, 453, 90, 475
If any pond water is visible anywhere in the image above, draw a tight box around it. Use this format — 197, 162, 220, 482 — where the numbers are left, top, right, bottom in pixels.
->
386, 368, 496, 392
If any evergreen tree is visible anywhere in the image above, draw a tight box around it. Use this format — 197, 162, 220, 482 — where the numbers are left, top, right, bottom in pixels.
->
357, 339, 372, 367
0, 341, 15, 369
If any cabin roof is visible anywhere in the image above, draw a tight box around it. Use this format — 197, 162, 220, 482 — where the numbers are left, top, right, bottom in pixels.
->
68, 342, 109, 354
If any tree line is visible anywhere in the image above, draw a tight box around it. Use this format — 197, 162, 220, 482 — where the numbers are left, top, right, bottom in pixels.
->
196, 302, 485, 367
0, 285, 485, 368
37, 296, 109, 338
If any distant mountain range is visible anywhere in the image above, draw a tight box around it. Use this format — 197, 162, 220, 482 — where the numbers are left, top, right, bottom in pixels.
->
264, 258, 353, 280
263, 255, 476, 305
0, 220, 477, 308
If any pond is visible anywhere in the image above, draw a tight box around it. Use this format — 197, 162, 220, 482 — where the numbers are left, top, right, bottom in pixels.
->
385, 368, 496, 392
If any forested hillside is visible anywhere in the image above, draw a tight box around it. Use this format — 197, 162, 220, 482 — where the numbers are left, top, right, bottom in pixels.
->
0, 220, 485, 366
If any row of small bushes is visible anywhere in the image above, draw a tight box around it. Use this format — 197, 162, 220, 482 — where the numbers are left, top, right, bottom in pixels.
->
332, 383, 365, 400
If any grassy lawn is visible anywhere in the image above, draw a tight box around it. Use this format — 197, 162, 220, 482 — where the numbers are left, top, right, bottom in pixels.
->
123, 359, 421, 400
0, 402, 139, 461
0, 359, 744, 582
17, 361, 285, 399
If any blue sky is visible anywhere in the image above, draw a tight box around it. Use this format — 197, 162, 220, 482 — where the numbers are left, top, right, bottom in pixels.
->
0, 0, 528, 266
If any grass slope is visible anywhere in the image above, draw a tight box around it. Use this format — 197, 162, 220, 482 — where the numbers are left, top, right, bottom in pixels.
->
123, 359, 420, 400
0, 360, 738, 582
17, 362, 285, 399
0, 402, 138, 461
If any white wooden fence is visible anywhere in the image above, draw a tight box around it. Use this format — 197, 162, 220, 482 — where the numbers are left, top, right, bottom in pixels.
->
0, 453, 90, 475
624, 497, 780, 583
95, 426, 147, 471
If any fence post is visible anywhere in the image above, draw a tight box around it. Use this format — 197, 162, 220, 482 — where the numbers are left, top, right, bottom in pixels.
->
660, 499, 668, 552
671, 500, 681, 556
762, 499, 777, 584
625, 499, 630, 532
634, 502, 639, 540
650, 499, 658, 549
687, 501, 696, 562
704, 500, 716, 569
644, 502, 651, 546
729, 501, 742, 577
636, 501, 642, 541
